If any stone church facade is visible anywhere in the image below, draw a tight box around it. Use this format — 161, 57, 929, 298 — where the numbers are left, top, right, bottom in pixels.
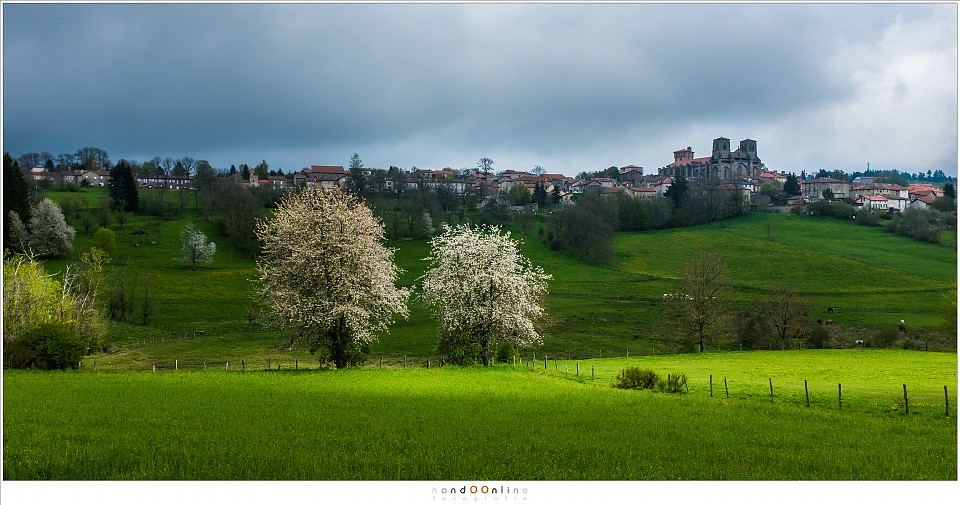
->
659, 137, 762, 181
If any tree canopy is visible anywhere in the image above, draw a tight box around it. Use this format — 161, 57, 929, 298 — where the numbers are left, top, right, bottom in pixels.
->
421, 225, 551, 366
255, 188, 409, 368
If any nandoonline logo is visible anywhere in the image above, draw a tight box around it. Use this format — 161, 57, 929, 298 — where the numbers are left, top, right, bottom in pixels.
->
431, 484, 529, 501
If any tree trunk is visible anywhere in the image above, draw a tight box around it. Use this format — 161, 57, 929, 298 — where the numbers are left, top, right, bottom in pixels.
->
329, 319, 349, 369
481, 338, 490, 367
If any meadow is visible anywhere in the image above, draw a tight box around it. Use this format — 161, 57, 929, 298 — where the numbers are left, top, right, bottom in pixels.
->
36, 188, 957, 365
3, 350, 957, 480
5, 187, 957, 481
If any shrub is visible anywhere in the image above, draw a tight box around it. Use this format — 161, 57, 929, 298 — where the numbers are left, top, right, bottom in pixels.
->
92, 227, 116, 256
870, 328, 900, 348
855, 209, 880, 227
13, 322, 85, 370
613, 367, 659, 389
656, 373, 688, 393
495, 342, 518, 363
807, 324, 829, 349
789, 205, 803, 215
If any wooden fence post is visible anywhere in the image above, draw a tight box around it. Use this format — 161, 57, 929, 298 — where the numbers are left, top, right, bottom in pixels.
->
576, 363, 579, 376
903, 384, 909, 415
724, 377, 729, 398
769, 378, 774, 402
268, 358, 271, 370
152, 364, 156, 372
838, 383, 842, 411
544, 355, 547, 370
296, 359, 298, 370
592, 365, 595, 380
380, 356, 383, 370
805, 380, 810, 407
175, 359, 178, 371
403, 355, 406, 369
203, 363, 206, 370
945, 386, 950, 417
710, 375, 713, 397
427, 359, 430, 369
225, 362, 229, 371
242, 360, 245, 372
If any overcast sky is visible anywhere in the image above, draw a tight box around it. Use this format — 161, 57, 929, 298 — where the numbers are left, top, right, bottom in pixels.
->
3, 3, 957, 176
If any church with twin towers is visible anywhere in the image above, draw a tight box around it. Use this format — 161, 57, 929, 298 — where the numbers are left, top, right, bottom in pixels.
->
658, 137, 763, 181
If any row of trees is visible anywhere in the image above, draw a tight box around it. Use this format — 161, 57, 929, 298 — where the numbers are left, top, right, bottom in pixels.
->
543, 178, 745, 264
662, 248, 818, 353
255, 188, 550, 368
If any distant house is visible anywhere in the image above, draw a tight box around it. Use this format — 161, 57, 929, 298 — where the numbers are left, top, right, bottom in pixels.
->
268, 176, 290, 190
303, 165, 347, 189
802, 177, 850, 200
910, 195, 937, 209
854, 195, 889, 211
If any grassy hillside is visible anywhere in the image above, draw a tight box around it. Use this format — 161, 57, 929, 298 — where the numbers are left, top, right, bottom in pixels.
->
36, 189, 957, 362
4, 356, 956, 479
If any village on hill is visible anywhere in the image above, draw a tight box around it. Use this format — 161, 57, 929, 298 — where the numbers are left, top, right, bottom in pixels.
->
22, 136, 952, 215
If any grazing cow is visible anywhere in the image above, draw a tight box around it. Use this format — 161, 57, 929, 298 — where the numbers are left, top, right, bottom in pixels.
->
855, 339, 864, 347
825, 319, 836, 326
826, 307, 835, 313
899, 320, 906, 333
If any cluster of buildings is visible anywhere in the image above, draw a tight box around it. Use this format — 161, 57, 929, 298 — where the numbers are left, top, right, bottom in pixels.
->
27, 166, 195, 190
801, 177, 943, 212
23, 136, 949, 214
247, 136, 789, 205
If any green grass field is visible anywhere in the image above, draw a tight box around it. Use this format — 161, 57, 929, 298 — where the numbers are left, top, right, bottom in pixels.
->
4, 349, 957, 480
7, 188, 957, 481
34, 188, 957, 363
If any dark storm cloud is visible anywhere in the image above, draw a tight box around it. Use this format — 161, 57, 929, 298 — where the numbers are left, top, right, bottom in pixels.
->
3, 3, 956, 174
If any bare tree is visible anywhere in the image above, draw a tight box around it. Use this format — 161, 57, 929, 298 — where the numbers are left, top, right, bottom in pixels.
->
760, 284, 814, 349
663, 247, 733, 352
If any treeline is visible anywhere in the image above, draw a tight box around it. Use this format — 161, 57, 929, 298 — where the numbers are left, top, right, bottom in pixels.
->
543, 177, 746, 263
803, 196, 957, 245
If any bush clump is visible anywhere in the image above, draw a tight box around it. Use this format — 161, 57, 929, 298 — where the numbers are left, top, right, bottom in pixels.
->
613, 366, 687, 393
7, 322, 85, 370
657, 373, 688, 393
613, 367, 660, 390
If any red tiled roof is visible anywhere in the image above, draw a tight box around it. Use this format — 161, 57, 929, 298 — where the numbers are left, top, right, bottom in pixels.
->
592, 177, 616, 183
631, 187, 655, 193
863, 195, 888, 201
666, 157, 710, 168
307, 165, 345, 174
806, 177, 846, 183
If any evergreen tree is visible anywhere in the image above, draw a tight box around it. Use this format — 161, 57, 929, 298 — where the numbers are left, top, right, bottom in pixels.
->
108, 160, 139, 212
944, 183, 956, 199
241, 164, 250, 180
783, 174, 801, 196
532, 182, 548, 206
664, 173, 688, 208
4, 152, 32, 246
229, 164, 238, 176
347, 153, 366, 195
254, 160, 269, 180
551, 184, 562, 205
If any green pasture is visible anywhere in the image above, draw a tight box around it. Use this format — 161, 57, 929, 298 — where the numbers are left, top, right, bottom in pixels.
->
4, 359, 956, 480
30, 188, 957, 362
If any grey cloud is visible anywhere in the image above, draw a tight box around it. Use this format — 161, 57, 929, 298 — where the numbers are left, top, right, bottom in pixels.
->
3, 3, 956, 174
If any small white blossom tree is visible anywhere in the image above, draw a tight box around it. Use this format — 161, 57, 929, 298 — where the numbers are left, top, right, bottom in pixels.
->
255, 188, 409, 368
28, 199, 75, 257
421, 225, 551, 366
179, 224, 217, 269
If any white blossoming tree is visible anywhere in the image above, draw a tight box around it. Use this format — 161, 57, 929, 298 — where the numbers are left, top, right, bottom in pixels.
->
255, 188, 410, 368
179, 224, 217, 269
420, 225, 551, 366
28, 199, 75, 258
